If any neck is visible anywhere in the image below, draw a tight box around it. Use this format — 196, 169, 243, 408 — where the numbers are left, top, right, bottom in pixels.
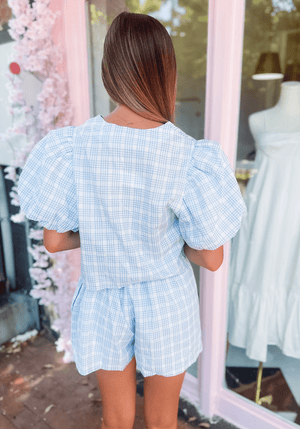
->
274, 82, 300, 115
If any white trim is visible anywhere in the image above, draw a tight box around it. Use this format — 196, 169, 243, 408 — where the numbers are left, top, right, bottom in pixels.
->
217, 388, 300, 429
198, 0, 247, 418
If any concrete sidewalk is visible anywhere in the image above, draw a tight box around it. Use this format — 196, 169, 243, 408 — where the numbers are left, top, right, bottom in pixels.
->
0, 330, 239, 429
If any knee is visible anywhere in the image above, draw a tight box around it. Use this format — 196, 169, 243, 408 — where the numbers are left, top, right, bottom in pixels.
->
102, 417, 135, 429
145, 414, 178, 429
101, 404, 135, 429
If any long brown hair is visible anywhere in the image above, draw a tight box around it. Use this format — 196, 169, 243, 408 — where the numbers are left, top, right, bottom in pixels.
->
101, 12, 177, 124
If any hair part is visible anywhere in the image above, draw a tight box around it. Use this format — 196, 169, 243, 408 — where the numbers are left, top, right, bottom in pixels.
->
102, 11, 177, 124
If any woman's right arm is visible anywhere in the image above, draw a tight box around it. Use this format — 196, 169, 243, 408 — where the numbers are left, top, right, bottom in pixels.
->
184, 243, 223, 272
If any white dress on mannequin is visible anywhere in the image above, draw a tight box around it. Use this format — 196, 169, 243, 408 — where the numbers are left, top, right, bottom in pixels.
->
227, 81, 300, 363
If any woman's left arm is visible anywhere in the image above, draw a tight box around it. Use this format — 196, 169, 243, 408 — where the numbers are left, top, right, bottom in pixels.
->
43, 228, 80, 253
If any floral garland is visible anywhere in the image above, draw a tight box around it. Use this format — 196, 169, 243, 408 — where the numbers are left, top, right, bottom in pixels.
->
2, 0, 76, 363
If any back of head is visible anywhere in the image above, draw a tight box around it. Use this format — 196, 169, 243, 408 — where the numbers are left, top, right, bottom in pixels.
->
102, 11, 177, 124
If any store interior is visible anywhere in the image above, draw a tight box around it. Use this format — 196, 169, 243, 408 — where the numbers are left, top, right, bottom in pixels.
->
225, 1, 300, 426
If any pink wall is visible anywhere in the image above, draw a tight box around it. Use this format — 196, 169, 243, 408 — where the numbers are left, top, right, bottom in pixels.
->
50, 0, 90, 283
50, 0, 66, 76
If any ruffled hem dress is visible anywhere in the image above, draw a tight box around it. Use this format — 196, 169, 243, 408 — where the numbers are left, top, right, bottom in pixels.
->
227, 131, 300, 362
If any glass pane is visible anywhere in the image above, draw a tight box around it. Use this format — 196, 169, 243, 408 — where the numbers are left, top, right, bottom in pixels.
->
86, 0, 208, 378
226, 0, 300, 425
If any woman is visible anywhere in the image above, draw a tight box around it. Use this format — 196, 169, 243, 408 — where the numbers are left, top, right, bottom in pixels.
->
18, 11, 246, 429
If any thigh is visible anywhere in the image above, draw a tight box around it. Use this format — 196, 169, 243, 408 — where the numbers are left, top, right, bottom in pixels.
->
143, 370, 186, 428
96, 356, 137, 429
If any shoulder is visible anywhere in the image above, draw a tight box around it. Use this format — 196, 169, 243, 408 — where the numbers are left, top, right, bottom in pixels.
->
169, 123, 196, 143
46, 125, 75, 144
75, 116, 103, 136
191, 139, 225, 169
32, 126, 76, 161
194, 139, 221, 152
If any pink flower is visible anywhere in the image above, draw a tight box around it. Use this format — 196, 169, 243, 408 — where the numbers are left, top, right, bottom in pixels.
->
18, 13, 31, 29
9, 89, 25, 104
5, 0, 76, 363
24, 55, 44, 73
7, 0, 30, 17
9, 18, 26, 37
7, 27, 19, 41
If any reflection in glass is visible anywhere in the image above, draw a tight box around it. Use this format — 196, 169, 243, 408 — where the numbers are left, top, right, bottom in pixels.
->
226, 0, 300, 425
86, 0, 208, 378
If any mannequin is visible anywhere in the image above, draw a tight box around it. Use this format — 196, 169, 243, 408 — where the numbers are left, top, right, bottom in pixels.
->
227, 81, 300, 406
249, 81, 300, 136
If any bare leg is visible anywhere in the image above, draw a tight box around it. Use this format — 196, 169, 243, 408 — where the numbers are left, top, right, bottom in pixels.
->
96, 356, 137, 429
143, 370, 186, 429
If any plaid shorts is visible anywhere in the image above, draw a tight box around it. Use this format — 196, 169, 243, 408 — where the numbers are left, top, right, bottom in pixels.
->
71, 265, 203, 377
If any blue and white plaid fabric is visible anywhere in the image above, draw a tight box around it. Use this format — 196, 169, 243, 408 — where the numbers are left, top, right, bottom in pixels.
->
71, 264, 203, 376
18, 115, 247, 291
18, 115, 247, 376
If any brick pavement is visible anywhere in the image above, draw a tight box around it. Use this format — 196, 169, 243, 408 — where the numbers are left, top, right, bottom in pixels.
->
0, 330, 238, 429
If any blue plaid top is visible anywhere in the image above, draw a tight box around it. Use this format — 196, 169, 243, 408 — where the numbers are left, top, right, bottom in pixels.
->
18, 115, 247, 290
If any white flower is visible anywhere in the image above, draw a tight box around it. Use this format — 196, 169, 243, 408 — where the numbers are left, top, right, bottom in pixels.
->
29, 228, 44, 240
11, 212, 25, 223
4, 166, 16, 182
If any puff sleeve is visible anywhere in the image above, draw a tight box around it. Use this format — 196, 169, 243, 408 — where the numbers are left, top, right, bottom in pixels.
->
18, 127, 79, 233
179, 139, 247, 250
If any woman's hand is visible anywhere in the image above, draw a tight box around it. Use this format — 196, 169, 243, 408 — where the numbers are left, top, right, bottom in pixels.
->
184, 243, 223, 271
